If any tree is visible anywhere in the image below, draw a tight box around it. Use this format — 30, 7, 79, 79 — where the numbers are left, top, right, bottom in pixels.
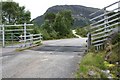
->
39, 10, 74, 39
44, 13, 56, 23
2, 2, 31, 24
41, 20, 54, 33
53, 11, 73, 38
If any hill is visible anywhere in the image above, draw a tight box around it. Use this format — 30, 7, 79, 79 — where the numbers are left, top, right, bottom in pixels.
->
32, 5, 103, 28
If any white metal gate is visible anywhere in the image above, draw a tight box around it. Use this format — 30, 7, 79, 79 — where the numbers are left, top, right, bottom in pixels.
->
89, 1, 120, 50
0, 23, 42, 48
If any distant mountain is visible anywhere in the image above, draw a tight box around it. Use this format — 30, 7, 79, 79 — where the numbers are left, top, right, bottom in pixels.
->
32, 5, 103, 28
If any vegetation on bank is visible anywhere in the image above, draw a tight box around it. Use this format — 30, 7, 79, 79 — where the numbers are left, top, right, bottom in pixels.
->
76, 52, 107, 78
76, 32, 120, 78
76, 51, 119, 78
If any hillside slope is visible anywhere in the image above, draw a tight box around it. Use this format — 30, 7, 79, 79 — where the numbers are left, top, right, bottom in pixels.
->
32, 5, 103, 28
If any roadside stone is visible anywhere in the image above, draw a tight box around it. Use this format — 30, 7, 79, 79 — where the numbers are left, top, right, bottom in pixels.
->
88, 70, 96, 76
101, 70, 110, 75
108, 74, 113, 79
101, 70, 114, 79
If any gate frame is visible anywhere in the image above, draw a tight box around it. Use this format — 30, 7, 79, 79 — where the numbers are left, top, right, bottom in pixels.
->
89, 1, 120, 50
0, 23, 42, 48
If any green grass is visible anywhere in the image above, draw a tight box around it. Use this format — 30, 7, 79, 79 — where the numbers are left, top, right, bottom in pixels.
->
76, 52, 108, 78
76, 50, 119, 78
80, 52, 106, 69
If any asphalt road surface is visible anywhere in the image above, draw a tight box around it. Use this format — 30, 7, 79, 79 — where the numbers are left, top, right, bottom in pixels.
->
2, 38, 87, 78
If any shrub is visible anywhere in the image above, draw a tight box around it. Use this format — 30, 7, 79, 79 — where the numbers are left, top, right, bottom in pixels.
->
75, 27, 87, 37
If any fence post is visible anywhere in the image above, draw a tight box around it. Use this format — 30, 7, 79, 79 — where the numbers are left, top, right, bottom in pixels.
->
118, 0, 120, 33
87, 33, 91, 49
40, 34, 42, 42
30, 34, 33, 45
103, 8, 108, 50
2, 24, 5, 47
24, 23, 27, 47
118, 0, 120, 11
11, 33, 14, 47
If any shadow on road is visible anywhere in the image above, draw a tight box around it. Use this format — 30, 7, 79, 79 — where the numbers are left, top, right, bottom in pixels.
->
32, 45, 87, 52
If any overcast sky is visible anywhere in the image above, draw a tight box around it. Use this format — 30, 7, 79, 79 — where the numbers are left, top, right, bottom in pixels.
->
12, 0, 119, 19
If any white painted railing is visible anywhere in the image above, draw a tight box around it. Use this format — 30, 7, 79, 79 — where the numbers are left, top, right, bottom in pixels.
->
0, 23, 42, 48
90, 1, 120, 50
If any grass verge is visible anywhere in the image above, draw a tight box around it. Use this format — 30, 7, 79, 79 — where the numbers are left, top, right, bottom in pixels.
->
76, 51, 119, 78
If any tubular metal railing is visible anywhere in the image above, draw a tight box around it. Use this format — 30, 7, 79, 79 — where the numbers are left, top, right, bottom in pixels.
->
89, 0, 120, 50
0, 23, 42, 48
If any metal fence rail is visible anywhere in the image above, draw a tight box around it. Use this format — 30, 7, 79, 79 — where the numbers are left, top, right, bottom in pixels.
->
0, 23, 42, 48
90, 1, 120, 50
